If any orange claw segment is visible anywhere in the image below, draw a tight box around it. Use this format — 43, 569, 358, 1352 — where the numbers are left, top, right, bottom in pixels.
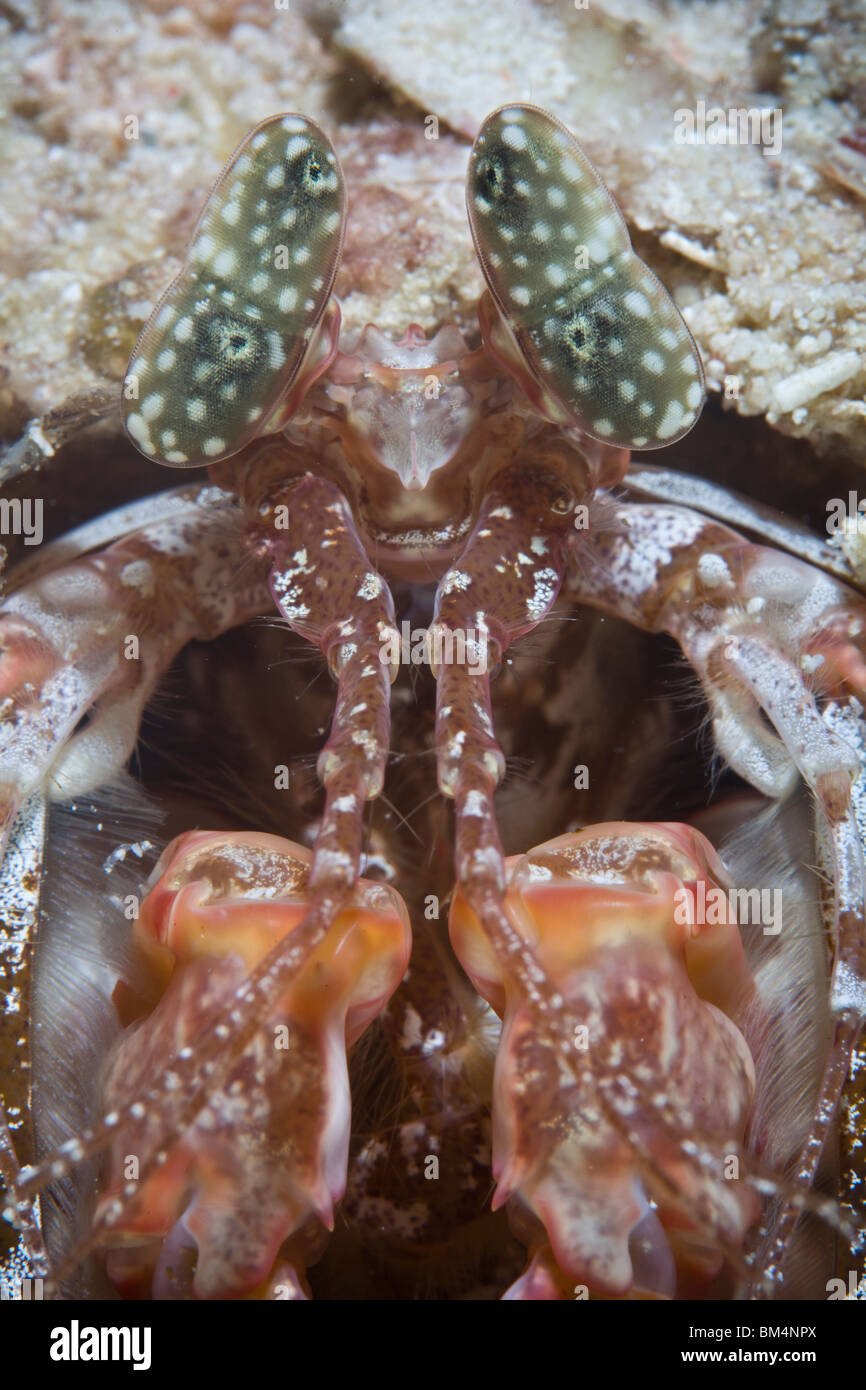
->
449, 821, 760, 1299
98, 829, 411, 1300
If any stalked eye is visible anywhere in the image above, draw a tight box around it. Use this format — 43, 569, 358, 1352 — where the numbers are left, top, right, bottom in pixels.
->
122, 113, 346, 467
467, 105, 705, 450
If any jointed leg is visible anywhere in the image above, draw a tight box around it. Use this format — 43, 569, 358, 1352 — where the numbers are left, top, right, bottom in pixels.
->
573, 499, 866, 1289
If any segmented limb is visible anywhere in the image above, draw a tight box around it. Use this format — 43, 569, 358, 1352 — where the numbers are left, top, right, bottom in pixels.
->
430, 459, 580, 1060
624, 462, 858, 588
0, 485, 270, 861
572, 499, 866, 1292
449, 822, 761, 1298
3, 472, 403, 1290
93, 830, 410, 1299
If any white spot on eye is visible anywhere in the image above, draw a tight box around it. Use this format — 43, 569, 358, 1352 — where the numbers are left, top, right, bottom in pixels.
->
194, 298, 209, 316
285, 135, 311, 157
267, 332, 285, 367
642, 350, 665, 375
174, 316, 193, 342
501, 123, 528, 149
125, 412, 149, 445
639, 401, 654, 417
632, 435, 648, 447
546, 186, 566, 207
278, 285, 298, 312
607, 338, 623, 356
187, 398, 206, 422
221, 201, 241, 226
560, 155, 583, 183
587, 237, 610, 262
513, 253, 528, 267
235, 155, 252, 175
659, 326, 678, 349
533, 222, 552, 241
680, 353, 695, 371
157, 348, 176, 371
141, 393, 164, 420
545, 263, 567, 287
165, 450, 188, 463
619, 380, 637, 401
623, 290, 651, 318
512, 286, 532, 305
251, 224, 268, 245
304, 298, 315, 311
500, 225, 516, 241
202, 437, 226, 456
294, 246, 311, 264
247, 406, 262, 422
213, 248, 237, 276
474, 193, 491, 213
282, 116, 309, 134
266, 164, 284, 188
686, 380, 703, 408
323, 210, 341, 232
250, 272, 270, 293
220, 381, 238, 401
219, 288, 237, 305
594, 418, 614, 435
488, 250, 502, 267
657, 400, 685, 438
155, 304, 175, 329
251, 131, 269, 151
280, 207, 297, 229
161, 429, 177, 447
194, 233, 215, 261
515, 179, 531, 196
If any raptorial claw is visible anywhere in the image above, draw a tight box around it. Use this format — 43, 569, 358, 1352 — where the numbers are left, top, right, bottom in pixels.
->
94, 830, 411, 1300
450, 822, 760, 1299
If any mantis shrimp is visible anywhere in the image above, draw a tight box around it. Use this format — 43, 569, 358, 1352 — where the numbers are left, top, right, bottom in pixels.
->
0, 103, 864, 1300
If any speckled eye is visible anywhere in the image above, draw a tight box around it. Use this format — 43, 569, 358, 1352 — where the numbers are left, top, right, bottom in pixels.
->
467, 104, 705, 450
123, 113, 346, 467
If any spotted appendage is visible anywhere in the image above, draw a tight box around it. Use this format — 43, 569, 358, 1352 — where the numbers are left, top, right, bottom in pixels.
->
123, 114, 345, 466
468, 104, 705, 449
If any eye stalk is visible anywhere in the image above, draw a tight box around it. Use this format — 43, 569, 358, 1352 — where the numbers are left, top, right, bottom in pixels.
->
467, 104, 706, 451
122, 113, 346, 467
